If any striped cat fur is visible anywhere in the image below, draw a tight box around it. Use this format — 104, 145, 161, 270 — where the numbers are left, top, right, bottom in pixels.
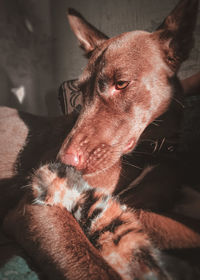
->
31, 161, 169, 280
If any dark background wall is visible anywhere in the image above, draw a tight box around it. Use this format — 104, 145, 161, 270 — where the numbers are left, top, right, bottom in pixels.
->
0, 0, 200, 116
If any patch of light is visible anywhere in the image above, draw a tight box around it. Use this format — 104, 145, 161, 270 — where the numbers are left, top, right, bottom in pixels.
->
11, 86, 26, 104
25, 18, 34, 33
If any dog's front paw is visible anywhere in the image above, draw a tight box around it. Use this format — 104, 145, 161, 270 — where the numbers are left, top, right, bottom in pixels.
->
31, 162, 67, 205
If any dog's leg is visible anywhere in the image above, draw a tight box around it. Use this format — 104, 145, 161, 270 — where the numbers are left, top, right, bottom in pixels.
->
3, 195, 121, 280
138, 210, 200, 250
118, 163, 200, 250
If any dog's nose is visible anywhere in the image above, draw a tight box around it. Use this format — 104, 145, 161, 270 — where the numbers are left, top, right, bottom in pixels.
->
62, 153, 79, 166
60, 150, 84, 169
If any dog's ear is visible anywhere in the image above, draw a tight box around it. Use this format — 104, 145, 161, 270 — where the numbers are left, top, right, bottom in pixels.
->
155, 0, 198, 71
67, 8, 108, 56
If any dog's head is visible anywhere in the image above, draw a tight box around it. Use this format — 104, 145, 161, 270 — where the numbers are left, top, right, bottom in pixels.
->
58, 0, 198, 175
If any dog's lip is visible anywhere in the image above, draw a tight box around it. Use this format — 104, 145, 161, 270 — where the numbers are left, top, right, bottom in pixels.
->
123, 138, 136, 153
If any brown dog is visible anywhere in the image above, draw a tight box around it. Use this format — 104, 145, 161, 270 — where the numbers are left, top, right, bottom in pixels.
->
1, 0, 200, 279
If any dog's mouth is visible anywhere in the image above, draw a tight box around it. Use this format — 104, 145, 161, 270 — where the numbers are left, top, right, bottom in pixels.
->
59, 136, 137, 176
60, 143, 117, 175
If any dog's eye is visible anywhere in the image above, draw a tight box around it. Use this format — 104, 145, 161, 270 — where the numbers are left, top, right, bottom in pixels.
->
115, 81, 129, 90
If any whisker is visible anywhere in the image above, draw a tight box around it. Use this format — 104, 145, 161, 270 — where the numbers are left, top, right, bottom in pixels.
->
154, 119, 163, 122
158, 137, 165, 151
128, 150, 154, 156
20, 183, 31, 189
117, 166, 155, 197
139, 138, 158, 143
138, 139, 159, 153
122, 158, 143, 170
151, 121, 160, 127
172, 96, 185, 108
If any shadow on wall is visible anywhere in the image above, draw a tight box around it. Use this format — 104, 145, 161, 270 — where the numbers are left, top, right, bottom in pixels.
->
0, 67, 20, 110
0, 0, 60, 116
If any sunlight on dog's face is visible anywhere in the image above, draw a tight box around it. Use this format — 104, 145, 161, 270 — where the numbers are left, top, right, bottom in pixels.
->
58, 1, 198, 175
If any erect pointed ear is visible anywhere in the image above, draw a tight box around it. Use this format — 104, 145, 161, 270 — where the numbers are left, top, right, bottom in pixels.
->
67, 8, 109, 56
154, 0, 199, 72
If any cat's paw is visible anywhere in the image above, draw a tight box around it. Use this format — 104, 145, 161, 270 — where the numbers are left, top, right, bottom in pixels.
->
31, 162, 68, 205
